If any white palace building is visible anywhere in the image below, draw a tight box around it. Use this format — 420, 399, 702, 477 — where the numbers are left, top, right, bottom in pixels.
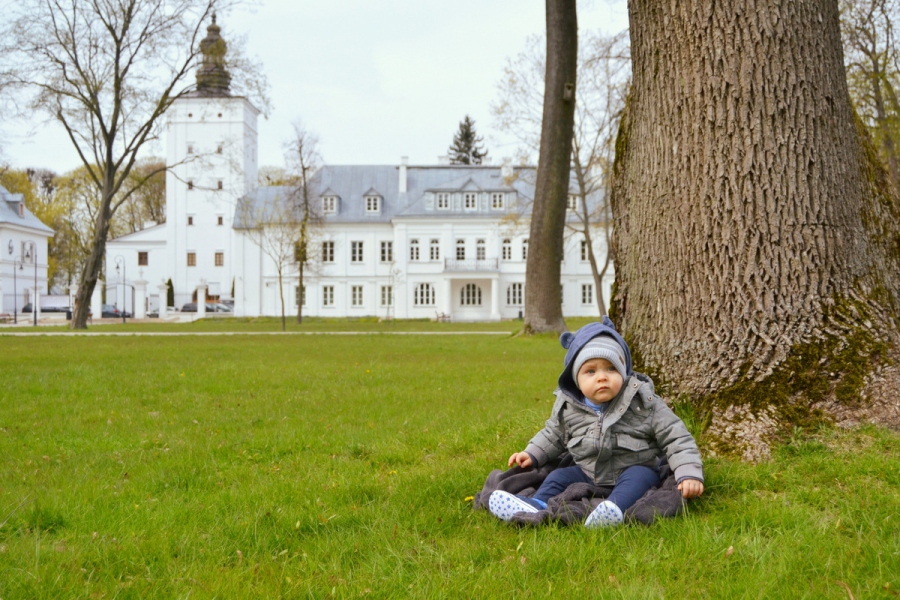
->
105, 18, 610, 321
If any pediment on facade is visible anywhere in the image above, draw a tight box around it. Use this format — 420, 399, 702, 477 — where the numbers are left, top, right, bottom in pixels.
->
362, 187, 382, 198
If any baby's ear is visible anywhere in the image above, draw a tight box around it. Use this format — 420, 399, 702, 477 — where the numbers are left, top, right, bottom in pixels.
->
560, 332, 575, 349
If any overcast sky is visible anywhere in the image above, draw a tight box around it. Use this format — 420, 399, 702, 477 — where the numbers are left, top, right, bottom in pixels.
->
1, 0, 629, 174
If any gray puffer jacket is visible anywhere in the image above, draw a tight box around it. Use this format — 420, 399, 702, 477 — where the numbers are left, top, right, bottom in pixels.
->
524, 318, 703, 486
524, 374, 704, 486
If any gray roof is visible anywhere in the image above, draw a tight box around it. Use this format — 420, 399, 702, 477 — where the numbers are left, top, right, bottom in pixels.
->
0, 185, 54, 234
236, 164, 546, 225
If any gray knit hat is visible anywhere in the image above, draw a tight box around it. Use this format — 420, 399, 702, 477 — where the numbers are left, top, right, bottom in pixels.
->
572, 335, 628, 386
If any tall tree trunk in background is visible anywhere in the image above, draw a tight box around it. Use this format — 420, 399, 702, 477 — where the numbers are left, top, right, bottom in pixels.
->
612, 0, 900, 460
523, 0, 578, 334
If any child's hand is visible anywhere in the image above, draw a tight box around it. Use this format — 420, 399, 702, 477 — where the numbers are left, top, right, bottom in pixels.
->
507, 452, 533, 469
678, 479, 704, 499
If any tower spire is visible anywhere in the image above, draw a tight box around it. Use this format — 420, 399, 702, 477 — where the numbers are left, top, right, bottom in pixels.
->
195, 13, 231, 96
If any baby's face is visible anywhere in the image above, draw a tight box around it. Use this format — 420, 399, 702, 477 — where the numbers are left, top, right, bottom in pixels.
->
577, 358, 623, 403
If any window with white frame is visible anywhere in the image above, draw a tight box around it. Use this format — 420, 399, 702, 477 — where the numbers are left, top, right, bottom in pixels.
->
507, 283, 523, 305
138, 252, 149, 266
522, 239, 529, 260
295, 285, 306, 307
351, 285, 363, 307
380, 241, 393, 262
456, 239, 466, 260
322, 241, 335, 263
365, 195, 380, 213
186, 252, 196, 267
581, 240, 588, 261
380, 285, 393, 307
567, 194, 579, 210
582, 283, 593, 305
429, 239, 440, 261
409, 239, 420, 261
351, 241, 364, 263
491, 193, 505, 209
322, 196, 337, 213
436, 193, 450, 209
215, 252, 224, 266
414, 283, 435, 306
502, 238, 512, 260
461, 283, 482, 306
464, 192, 477, 209
323, 286, 335, 307
476, 239, 486, 261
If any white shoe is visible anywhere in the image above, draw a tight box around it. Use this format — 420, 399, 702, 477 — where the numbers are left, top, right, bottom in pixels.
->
585, 500, 624, 528
488, 490, 540, 521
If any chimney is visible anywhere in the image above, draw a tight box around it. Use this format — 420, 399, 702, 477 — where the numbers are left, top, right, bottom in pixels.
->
399, 156, 408, 194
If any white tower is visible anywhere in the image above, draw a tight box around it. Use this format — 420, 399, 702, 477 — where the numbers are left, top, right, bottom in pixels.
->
165, 14, 259, 307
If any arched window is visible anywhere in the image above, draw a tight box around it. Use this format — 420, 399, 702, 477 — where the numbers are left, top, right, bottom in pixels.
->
414, 283, 435, 306
461, 283, 482, 306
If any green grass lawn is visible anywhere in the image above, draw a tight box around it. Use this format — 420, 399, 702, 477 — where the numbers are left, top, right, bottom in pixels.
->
1, 330, 898, 598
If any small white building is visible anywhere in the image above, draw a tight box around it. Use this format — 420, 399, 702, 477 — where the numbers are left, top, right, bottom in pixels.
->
0, 185, 53, 317
106, 16, 610, 321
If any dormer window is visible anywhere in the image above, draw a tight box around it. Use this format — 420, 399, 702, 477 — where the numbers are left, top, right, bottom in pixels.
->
464, 192, 477, 210
365, 195, 380, 213
322, 196, 337, 213
567, 194, 579, 210
437, 193, 450, 209
491, 193, 505, 209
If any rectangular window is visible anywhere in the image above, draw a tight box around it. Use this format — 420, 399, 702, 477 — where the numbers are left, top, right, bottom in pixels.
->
215, 252, 224, 267
502, 239, 511, 261
409, 239, 420, 261
464, 192, 477, 209
351, 285, 363, 307
138, 252, 149, 266
322, 241, 334, 263
582, 284, 593, 305
187, 252, 196, 267
322, 196, 337, 213
567, 195, 578, 210
580, 240, 588, 261
456, 239, 466, 260
187, 144, 194, 154
436, 193, 450, 209
507, 282, 523, 306
187, 181, 194, 191
430, 239, 440, 261
216, 144, 223, 154
380, 241, 393, 262
187, 215, 193, 225
351, 241, 363, 263
366, 196, 380, 213
491, 193, 505, 209
295, 285, 306, 307
217, 180, 223, 190
217, 215, 224, 226
476, 239, 486, 261
522, 239, 529, 260
380, 285, 393, 307
323, 286, 334, 307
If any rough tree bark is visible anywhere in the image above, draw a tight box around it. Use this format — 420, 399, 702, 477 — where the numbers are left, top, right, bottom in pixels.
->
611, 0, 900, 460
524, 0, 578, 334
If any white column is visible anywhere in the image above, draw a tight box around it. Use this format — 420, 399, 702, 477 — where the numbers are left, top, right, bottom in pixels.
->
491, 276, 500, 321
91, 280, 103, 318
197, 282, 207, 318
31, 286, 42, 322
157, 283, 169, 319
234, 276, 245, 317
133, 279, 147, 319
0, 278, 4, 314
444, 278, 453, 319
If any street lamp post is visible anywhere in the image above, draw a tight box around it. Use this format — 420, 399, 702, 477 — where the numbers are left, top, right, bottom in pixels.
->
115, 255, 126, 323
23, 242, 37, 327
12, 255, 19, 325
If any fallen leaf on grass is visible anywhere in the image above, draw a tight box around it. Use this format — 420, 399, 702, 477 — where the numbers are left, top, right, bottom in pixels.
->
725, 546, 735, 557
834, 580, 855, 600
464, 496, 474, 502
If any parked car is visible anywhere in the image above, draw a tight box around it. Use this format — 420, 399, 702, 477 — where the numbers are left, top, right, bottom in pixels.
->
181, 302, 197, 312
211, 303, 232, 313
101, 304, 131, 318
21, 303, 72, 313
182, 302, 231, 313
221, 299, 235, 308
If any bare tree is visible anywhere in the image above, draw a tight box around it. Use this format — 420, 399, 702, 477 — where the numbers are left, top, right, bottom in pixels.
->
613, 0, 900, 460
523, 0, 578, 334
0, 0, 264, 329
841, 0, 900, 189
493, 30, 630, 316
283, 121, 323, 325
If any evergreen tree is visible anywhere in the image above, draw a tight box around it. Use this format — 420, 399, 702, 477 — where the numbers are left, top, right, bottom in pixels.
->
448, 116, 488, 164
166, 278, 174, 308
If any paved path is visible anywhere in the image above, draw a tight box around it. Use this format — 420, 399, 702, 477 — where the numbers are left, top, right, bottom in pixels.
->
1, 331, 513, 337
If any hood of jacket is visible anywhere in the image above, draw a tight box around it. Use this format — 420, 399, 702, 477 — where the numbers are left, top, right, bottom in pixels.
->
557, 316, 633, 400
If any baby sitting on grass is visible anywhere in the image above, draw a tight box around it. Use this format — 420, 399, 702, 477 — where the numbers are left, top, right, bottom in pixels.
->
489, 318, 704, 527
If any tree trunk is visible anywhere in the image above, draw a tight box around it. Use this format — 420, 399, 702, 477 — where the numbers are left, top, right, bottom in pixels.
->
296, 259, 304, 324
523, 0, 578, 334
71, 186, 115, 329
277, 268, 286, 332
612, 0, 900, 459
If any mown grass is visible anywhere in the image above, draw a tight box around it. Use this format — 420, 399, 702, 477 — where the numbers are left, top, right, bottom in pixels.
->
0, 331, 898, 598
